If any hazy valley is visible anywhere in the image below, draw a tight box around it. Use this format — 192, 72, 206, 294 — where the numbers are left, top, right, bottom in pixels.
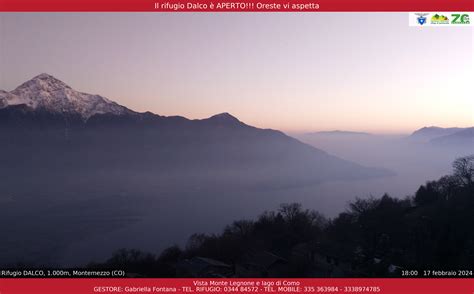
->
0, 74, 472, 267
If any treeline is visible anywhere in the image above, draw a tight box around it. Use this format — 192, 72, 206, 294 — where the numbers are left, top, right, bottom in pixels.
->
88, 156, 474, 277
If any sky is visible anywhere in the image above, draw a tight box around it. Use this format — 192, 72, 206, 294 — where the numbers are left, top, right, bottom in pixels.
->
0, 13, 473, 134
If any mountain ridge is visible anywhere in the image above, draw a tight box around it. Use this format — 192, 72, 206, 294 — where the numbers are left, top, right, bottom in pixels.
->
430, 127, 474, 146
408, 126, 466, 142
0, 73, 393, 186
0, 73, 133, 120
0, 74, 250, 127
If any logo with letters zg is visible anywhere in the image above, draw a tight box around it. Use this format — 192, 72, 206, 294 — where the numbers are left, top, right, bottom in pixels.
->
451, 14, 470, 24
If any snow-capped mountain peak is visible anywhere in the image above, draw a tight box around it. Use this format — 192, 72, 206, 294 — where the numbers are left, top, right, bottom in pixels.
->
15, 73, 73, 92
0, 73, 132, 119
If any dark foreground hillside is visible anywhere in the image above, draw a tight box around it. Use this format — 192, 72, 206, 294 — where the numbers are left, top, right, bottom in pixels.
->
87, 156, 474, 277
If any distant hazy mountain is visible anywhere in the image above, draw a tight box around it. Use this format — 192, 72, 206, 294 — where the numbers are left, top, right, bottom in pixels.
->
408, 126, 465, 142
0, 74, 392, 188
430, 127, 474, 146
306, 130, 372, 136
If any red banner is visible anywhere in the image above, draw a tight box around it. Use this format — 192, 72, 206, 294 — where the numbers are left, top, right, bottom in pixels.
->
0, 0, 473, 12
0, 278, 473, 294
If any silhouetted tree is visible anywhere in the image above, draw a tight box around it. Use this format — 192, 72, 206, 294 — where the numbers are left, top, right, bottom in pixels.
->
452, 155, 474, 187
